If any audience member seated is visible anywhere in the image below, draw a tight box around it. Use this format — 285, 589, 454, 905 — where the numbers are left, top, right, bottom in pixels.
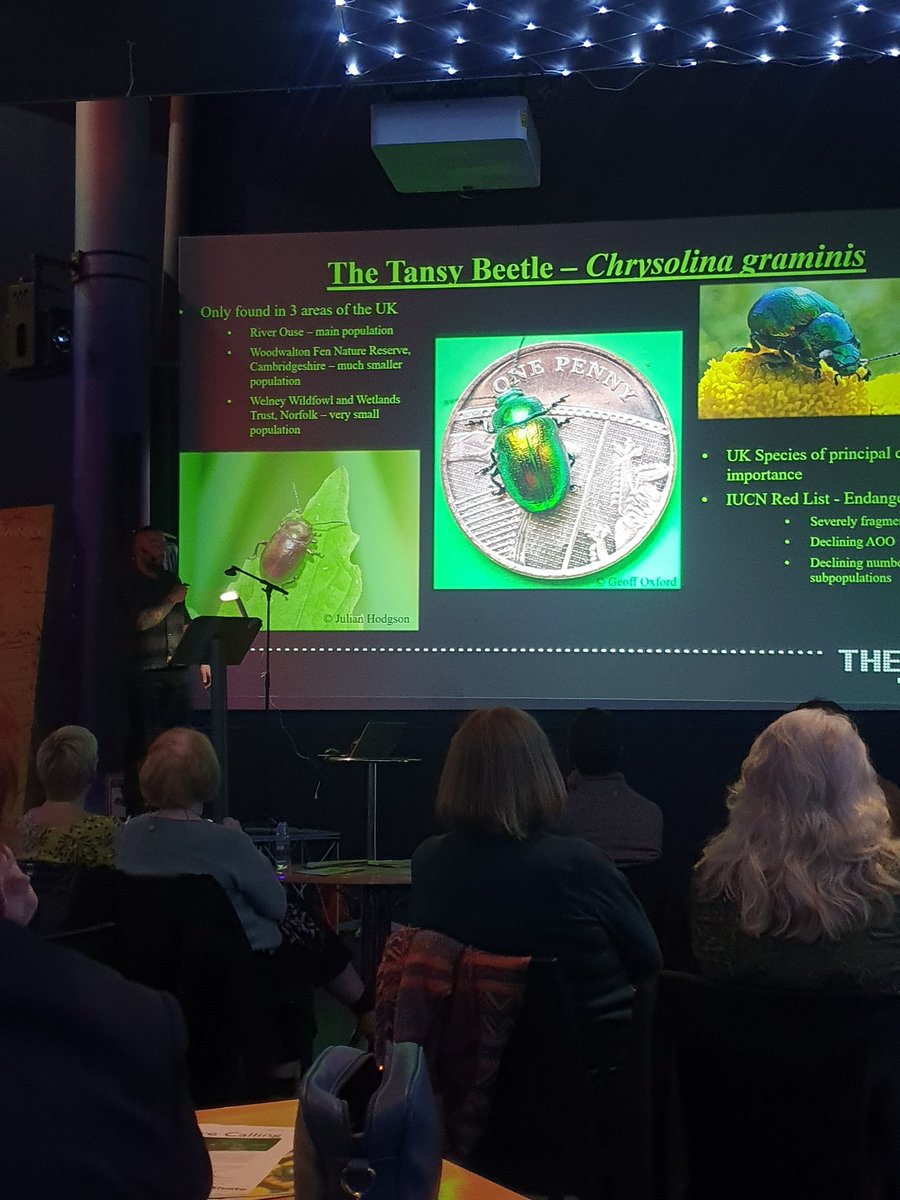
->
409, 707, 661, 1074
0, 841, 211, 1199
692, 707, 900, 990
19, 725, 118, 866
556, 707, 663, 865
117, 727, 372, 1075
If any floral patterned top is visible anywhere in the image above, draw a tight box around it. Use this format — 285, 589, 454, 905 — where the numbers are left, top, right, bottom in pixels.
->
18, 812, 119, 868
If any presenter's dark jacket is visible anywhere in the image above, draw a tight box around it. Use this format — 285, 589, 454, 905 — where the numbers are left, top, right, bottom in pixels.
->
409, 830, 661, 1066
0, 917, 211, 1199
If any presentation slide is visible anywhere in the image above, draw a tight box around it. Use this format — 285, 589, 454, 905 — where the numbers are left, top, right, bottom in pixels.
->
178, 210, 900, 709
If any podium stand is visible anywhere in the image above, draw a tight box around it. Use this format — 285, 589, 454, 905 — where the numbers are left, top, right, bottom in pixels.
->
171, 616, 260, 820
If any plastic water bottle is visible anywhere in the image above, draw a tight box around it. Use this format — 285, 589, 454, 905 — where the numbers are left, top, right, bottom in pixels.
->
274, 821, 290, 876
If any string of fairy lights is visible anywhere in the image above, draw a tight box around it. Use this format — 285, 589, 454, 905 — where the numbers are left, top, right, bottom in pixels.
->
325, 1, 900, 81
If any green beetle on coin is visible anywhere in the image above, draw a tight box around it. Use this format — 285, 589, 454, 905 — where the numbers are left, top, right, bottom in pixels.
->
472, 387, 574, 513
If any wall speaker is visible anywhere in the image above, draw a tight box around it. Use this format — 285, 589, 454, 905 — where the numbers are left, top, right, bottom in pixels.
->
1, 281, 36, 371
1, 281, 72, 376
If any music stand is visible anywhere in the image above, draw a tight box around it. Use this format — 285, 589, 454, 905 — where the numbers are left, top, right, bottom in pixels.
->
170, 615, 260, 820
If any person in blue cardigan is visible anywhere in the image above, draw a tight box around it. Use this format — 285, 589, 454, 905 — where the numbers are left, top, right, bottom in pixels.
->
118, 727, 372, 1075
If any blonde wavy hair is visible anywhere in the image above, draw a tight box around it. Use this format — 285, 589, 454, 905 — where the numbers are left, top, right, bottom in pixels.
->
695, 708, 900, 941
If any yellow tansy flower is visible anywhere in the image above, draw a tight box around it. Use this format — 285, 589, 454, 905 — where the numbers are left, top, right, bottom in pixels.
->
866, 372, 900, 416
698, 350, 878, 419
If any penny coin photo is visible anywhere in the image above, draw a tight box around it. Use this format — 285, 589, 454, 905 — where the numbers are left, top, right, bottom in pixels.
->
439, 340, 678, 581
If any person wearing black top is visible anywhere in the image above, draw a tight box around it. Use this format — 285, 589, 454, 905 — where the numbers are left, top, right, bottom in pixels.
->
121, 528, 210, 810
409, 707, 661, 1070
0, 843, 211, 1199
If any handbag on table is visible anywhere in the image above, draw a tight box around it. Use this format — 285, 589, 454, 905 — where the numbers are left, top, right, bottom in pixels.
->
294, 1041, 441, 1199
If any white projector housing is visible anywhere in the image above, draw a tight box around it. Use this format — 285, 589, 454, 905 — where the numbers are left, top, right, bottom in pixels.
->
371, 96, 541, 194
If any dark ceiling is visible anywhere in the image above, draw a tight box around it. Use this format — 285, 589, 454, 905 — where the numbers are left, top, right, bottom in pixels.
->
3, 0, 899, 104
5, 3, 898, 237
184, 57, 900, 237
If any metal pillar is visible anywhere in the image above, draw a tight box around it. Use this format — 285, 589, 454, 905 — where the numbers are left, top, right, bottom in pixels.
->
153, 96, 192, 535
72, 98, 151, 750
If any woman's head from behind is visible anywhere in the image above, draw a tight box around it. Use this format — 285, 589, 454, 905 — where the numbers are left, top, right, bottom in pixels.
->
436, 707, 566, 840
697, 707, 900, 939
35, 725, 98, 803
738, 706, 876, 825
139, 728, 220, 812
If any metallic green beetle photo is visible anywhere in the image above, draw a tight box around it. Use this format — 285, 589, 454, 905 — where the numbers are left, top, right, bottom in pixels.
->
475, 387, 573, 513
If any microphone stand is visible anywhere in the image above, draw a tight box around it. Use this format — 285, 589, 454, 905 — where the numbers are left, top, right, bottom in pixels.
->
224, 566, 287, 710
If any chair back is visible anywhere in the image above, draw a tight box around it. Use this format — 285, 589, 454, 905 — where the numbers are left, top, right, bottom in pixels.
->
618, 858, 667, 928
21, 861, 117, 942
44, 920, 117, 962
377, 928, 622, 1200
656, 970, 900, 1200
468, 957, 602, 1199
109, 871, 274, 1105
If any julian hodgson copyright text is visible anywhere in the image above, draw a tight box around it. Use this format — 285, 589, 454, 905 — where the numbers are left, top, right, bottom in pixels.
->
324, 612, 411, 627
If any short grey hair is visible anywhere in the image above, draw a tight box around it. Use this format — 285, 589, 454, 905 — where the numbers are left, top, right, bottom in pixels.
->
139, 728, 220, 811
35, 725, 98, 798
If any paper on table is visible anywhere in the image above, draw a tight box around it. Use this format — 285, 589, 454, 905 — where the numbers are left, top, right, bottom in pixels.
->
200, 1124, 294, 1198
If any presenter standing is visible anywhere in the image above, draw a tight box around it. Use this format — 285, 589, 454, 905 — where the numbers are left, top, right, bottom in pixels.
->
121, 527, 210, 811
